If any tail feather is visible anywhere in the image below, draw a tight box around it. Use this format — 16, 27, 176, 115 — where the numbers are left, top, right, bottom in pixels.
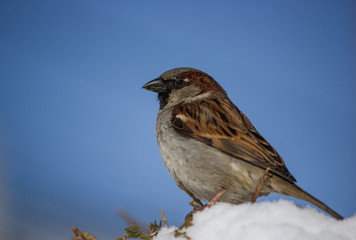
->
277, 182, 344, 220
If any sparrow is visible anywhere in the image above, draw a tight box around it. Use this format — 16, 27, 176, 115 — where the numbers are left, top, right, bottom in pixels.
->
142, 67, 343, 220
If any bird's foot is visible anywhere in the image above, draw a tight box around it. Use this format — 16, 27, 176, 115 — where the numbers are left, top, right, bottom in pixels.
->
185, 188, 227, 220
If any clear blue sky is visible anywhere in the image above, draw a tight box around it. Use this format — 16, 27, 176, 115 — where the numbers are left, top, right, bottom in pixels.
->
0, 1, 355, 239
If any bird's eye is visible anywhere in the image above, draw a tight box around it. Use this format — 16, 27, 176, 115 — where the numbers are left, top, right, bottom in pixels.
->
175, 78, 184, 87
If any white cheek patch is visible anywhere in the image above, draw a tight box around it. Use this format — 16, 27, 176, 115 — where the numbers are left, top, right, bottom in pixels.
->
184, 78, 190, 82
187, 91, 212, 102
165, 85, 201, 107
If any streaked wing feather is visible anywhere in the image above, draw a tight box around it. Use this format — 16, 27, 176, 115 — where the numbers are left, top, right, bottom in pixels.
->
171, 96, 296, 182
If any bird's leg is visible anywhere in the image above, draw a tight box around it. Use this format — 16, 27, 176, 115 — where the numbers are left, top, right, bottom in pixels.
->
206, 188, 227, 207
177, 180, 204, 207
185, 188, 227, 220
251, 167, 271, 203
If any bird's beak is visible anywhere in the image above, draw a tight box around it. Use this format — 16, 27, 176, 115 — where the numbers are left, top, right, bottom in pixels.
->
142, 78, 167, 93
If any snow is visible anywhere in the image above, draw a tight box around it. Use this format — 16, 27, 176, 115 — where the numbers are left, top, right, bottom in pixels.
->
155, 200, 356, 240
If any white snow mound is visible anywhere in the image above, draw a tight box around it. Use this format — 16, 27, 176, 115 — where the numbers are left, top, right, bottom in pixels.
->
155, 200, 355, 240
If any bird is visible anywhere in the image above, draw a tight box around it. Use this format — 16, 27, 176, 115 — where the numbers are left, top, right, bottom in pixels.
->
142, 67, 343, 220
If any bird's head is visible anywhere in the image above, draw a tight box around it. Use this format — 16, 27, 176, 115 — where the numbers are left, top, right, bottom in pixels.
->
142, 67, 226, 109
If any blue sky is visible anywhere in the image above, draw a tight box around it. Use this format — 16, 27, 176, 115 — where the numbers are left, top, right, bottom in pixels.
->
0, 0, 355, 239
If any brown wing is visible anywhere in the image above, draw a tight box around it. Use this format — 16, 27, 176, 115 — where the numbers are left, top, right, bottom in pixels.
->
171, 95, 296, 183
